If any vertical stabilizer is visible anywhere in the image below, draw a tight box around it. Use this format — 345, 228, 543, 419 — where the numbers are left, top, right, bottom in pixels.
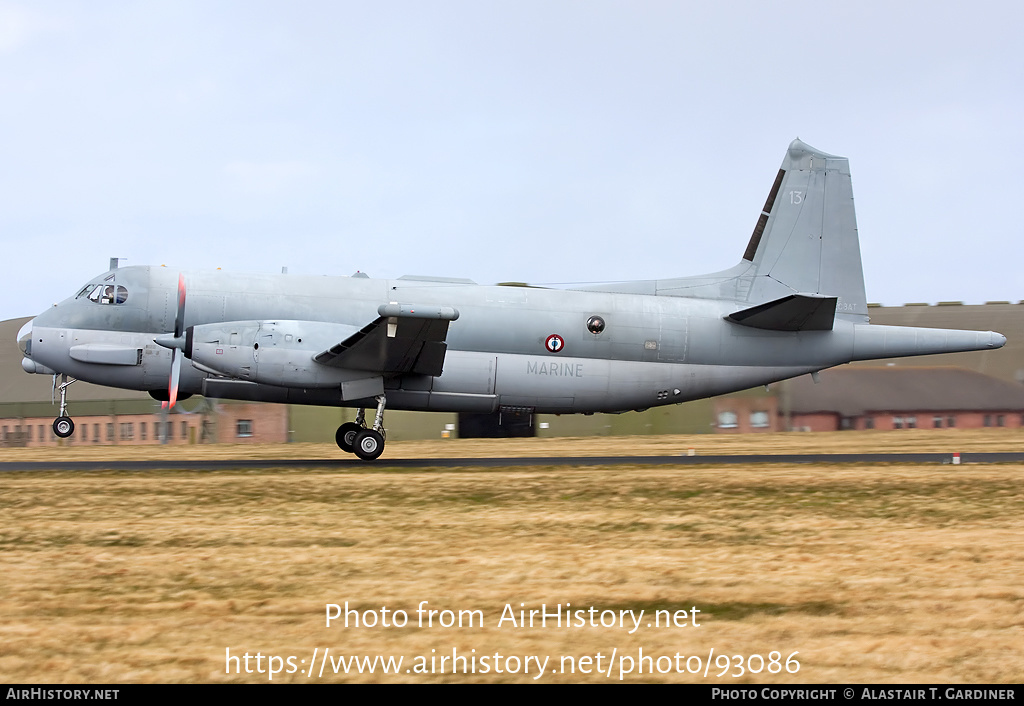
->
579, 139, 872, 317
742, 139, 868, 317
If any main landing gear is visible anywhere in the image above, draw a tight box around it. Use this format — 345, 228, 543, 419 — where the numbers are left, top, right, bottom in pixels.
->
52, 374, 77, 439
335, 395, 387, 460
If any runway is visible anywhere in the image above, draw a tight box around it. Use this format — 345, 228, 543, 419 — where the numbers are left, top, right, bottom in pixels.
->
3, 452, 1023, 471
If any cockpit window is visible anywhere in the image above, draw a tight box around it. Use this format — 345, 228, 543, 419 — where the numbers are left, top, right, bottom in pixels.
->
77, 284, 128, 304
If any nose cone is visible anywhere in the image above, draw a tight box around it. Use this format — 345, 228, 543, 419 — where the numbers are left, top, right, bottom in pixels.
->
17, 318, 33, 356
988, 331, 1007, 349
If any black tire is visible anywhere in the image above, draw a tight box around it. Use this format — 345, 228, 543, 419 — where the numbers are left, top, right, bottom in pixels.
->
335, 422, 363, 453
353, 429, 385, 461
53, 416, 75, 438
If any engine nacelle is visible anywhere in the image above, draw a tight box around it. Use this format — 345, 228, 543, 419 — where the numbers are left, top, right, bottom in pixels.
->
187, 320, 378, 390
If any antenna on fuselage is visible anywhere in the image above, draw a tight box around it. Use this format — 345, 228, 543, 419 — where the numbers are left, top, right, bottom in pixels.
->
109, 257, 125, 271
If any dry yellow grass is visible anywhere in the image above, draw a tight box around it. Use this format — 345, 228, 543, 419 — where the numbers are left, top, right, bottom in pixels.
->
2, 427, 1022, 462
1, 433, 1022, 683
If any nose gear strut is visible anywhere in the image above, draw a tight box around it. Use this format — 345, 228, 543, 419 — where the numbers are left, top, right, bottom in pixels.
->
51, 374, 77, 439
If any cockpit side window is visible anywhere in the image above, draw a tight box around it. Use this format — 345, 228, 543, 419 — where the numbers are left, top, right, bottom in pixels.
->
79, 284, 128, 305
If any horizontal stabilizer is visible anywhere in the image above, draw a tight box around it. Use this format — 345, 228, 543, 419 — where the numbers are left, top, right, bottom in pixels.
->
727, 294, 837, 331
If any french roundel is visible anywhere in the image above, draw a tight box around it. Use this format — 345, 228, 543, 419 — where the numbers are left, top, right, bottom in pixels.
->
544, 334, 565, 353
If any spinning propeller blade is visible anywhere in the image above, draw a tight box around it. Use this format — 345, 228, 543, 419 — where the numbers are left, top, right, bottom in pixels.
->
164, 352, 181, 409
174, 273, 186, 338
161, 274, 187, 409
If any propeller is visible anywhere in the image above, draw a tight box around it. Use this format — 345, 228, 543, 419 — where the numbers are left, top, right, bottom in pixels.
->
154, 273, 187, 409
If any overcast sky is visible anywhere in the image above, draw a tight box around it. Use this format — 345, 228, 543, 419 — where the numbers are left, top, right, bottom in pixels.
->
2, 0, 1021, 323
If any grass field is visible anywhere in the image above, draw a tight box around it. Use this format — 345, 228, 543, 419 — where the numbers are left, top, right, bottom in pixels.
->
5, 427, 1023, 462
1, 430, 1022, 683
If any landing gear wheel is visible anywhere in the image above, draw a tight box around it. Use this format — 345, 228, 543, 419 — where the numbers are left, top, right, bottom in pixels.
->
353, 429, 385, 460
336, 422, 364, 453
53, 416, 75, 438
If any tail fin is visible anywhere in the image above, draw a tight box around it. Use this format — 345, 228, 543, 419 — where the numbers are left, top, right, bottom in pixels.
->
740, 139, 868, 316
580, 139, 870, 319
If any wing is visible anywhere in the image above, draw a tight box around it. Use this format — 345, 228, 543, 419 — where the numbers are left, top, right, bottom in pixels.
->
313, 304, 459, 377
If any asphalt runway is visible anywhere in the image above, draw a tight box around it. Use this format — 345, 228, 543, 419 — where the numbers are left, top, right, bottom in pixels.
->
2, 452, 1023, 471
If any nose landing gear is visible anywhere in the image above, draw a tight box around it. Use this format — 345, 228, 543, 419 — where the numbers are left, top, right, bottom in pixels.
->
53, 416, 74, 438
334, 395, 387, 460
52, 375, 77, 439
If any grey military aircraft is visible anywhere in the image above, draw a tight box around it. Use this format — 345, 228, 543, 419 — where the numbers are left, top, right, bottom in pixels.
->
18, 139, 1007, 459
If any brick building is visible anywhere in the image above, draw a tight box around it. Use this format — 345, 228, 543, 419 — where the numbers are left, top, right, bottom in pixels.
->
713, 367, 1024, 433
0, 400, 287, 448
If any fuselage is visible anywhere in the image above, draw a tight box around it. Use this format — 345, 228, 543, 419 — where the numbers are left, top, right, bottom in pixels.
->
21, 265, 1006, 415
21, 265, 853, 415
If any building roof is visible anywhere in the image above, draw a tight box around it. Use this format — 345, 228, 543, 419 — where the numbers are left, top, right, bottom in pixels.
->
865, 303, 1022, 383
786, 367, 1024, 417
